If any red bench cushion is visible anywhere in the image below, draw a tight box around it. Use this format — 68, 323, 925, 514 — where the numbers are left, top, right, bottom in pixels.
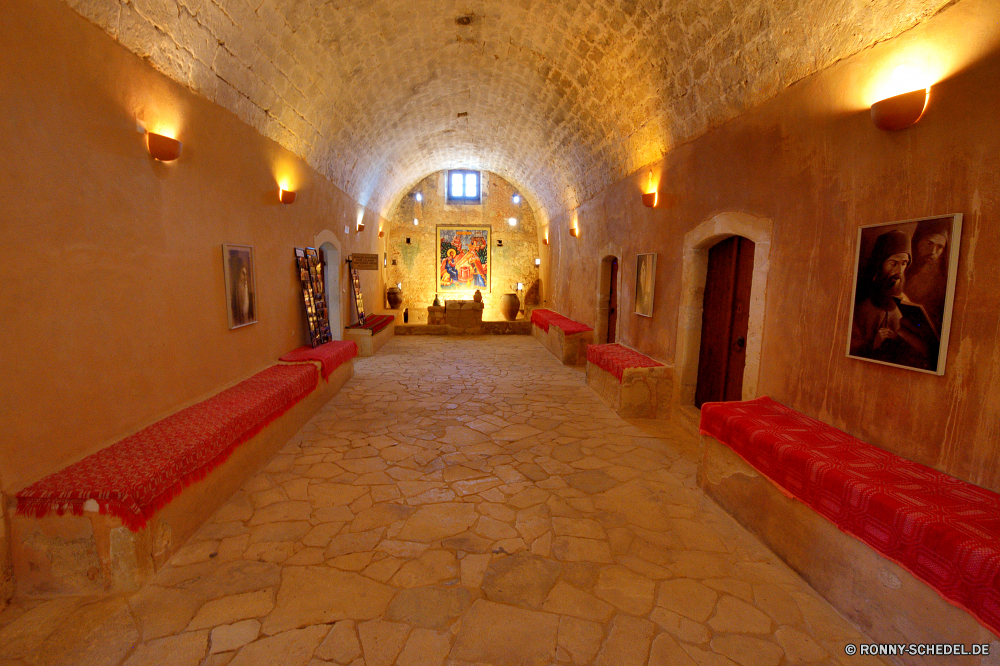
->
700, 396, 1000, 636
587, 343, 663, 382
530, 309, 593, 336
281, 340, 357, 379
16, 364, 319, 531
346, 314, 394, 335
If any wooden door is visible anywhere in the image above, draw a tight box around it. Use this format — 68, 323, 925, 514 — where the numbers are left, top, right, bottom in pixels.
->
607, 258, 618, 343
695, 236, 755, 407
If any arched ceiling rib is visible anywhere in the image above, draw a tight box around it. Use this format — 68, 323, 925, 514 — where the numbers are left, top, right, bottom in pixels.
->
74, 0, 949, 218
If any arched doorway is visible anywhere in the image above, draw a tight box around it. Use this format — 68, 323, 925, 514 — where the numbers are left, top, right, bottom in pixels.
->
315, 231, 344, 341
674, 212, 772, 409
695, 236, 755, 406
595, 243, 623, 345
320, 242, 342, 340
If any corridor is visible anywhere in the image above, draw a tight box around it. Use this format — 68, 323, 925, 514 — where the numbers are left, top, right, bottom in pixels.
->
0, 336, 882, 666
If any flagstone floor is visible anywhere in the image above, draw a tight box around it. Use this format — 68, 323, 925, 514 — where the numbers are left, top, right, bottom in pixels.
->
0, 336, 887, 666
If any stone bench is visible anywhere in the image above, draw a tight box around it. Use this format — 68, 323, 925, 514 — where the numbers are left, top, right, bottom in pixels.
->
344, 313, 395, 356
585, 343, 673, 419
8, 346, 355, 597
529, 309, 593, 365
699, 397, 1000, 657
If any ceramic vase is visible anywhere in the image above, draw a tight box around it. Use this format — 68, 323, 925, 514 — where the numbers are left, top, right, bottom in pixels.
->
500, 293, 520, 321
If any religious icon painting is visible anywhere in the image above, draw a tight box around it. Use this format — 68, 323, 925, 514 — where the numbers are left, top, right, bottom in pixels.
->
223, 244, 257, 329
846, 213, 962, 375
634, 253, 656, 317
437, 225, 490, 293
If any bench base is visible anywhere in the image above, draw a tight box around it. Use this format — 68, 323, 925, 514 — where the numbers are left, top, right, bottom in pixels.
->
532, 323, 592, 365
6, 361, 352, 599
699, 434, 998, 662
586, 362, 673, 419
344, 322, 394, 357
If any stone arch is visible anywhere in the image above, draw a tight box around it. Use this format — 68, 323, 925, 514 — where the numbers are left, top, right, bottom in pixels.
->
674, 212, 772, 407
314, 231, 344, 340
595, 242, 624, 345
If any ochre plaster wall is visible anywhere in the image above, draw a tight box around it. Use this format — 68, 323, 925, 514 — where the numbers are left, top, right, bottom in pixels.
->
0, 0, 384, 493
386, 171, 541, 322
548, 0, 1000, 493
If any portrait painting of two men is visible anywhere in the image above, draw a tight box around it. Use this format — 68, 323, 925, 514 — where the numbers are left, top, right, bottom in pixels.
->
847, 214, 962, 374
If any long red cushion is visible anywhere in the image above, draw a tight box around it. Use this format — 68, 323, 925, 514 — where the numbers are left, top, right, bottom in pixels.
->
347, 314, 394, 335
281, 340, 357, 379
587, 343, 662, 382
530, 309, 593, 336
16, 364, 319, 532
700, 396, 1000, 636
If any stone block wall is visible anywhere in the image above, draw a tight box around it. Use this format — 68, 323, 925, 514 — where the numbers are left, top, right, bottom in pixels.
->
387, 172, 540, 323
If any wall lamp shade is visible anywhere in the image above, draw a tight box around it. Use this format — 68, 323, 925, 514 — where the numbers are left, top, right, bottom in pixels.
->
146, 132, 181, 161
641, 191, 658, 208
278, 188, 296, 204
543, 237, 549, 245
569, 227, 579, 238
378, 230, 385, 238
534, 257, 541, 266
357, 222, 365, 232
871, 88, 929, 131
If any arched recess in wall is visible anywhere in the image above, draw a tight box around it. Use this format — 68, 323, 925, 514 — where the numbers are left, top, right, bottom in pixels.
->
314, 231, 344, 341
595, 242, 624, 345
674, 212, 772, 407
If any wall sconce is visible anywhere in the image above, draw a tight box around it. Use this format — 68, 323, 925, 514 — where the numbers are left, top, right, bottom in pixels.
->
378, 230, 385, 238
508, 217, 518, 227
356, 222, 365, 233
413, 218, 419, 226
569, 227, 579, 238
641, 170, 658, 207
146, 132, 181, 162
513, 194, 521, 204
415, 192, 423, 202
534, 257, 541, 267
543, 236, 549, 245
871, 65, 931, 131
278, 188, 296, 204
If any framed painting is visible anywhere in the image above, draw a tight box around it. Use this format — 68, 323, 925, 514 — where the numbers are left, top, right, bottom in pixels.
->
223, 244, 257, 329
634, 253, 656, 317
437, 225, 490, 293
846, 213, 962, 375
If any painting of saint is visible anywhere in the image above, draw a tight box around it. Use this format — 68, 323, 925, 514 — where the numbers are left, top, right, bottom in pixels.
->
634, 253, 656, 317
437, 226, 490, 293
223, 244, 257, 329
846, 214, 962, 375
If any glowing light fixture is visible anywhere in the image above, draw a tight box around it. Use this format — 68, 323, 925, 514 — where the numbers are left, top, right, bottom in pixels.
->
413, 218, 419, 226
146, 132, 181, 161
378, 230, 385, 238
508, 217, 517, 226
569, 226, 579, 238
641, 170, 658, 207
415, 192, 423, 202
512, 194, 521, 204
357, 222, 365, 232
278, 187, 296, 204
871, 64, 931, 131
534, 257, 541, 266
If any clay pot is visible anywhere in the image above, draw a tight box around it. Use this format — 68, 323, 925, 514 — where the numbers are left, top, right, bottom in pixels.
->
386, 286, 402, 309
500, 293, 520, 321
473, 289, 483, 303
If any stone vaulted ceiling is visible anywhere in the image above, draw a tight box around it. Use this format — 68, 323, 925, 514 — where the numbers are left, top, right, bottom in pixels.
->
69, 0, 949, 220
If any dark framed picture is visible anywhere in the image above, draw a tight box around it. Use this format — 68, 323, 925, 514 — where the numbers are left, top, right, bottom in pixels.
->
634, 253, 656, 317
223, 244, 257, 329
846, 214, 962, 375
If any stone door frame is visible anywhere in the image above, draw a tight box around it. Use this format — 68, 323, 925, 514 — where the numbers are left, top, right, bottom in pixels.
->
315, 230, 344, 341
674, 212, 772, 406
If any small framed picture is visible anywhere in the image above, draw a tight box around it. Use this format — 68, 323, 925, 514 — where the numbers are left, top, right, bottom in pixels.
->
223, 244, 257, 329
634, 253, 657, 317
847, 213, 962, 374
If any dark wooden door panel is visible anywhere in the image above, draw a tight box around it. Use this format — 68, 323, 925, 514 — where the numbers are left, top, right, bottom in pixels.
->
724, 237, 755, 401
695, 237, 738, 407
608, 258, 618, 344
